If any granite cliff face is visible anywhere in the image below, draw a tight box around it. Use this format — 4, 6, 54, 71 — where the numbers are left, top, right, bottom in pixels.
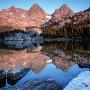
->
0, 4, 50, 30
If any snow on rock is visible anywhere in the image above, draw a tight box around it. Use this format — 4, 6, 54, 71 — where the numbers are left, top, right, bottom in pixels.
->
46, 15, 52, 19
22, 14, 25, 18
64, 71, 90, 90
47, 59, 52, 64
9, 12, 13, 15
16, 10, 18, 12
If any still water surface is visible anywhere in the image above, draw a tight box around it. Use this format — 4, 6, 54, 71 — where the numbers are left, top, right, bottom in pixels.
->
0, 40, 90, 89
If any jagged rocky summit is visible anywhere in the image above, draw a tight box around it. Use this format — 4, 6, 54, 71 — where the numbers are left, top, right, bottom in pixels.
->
0, 4, 51, 30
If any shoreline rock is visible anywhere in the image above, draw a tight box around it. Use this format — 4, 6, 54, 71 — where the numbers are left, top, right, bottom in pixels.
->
7, 68, 30, 86
0, 69, 6, 88
64, 71, 90, 90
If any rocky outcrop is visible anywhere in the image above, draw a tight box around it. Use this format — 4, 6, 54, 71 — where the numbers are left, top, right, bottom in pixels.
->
0, 68, 30, 86
7, 68, 30, 80
64, 71, 90, 90
7, 68, 30, 86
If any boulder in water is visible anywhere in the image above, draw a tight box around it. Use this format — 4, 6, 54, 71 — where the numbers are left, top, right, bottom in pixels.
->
64, 71, 90, 90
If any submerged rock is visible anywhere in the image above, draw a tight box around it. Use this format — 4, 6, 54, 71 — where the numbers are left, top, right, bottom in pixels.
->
64, 71, 90, 90
7, 68, 30, 86
19, 79, 62, 90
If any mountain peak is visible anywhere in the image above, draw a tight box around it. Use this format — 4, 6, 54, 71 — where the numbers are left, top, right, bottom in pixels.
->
29, 3, 46, 14
29, 3, 48, 19
30, 3, 43, 10
10, 6, 16, 9
61, 4, 69, 8
58, 4, 72, 12
52, 4, 73, 19
47, 4, 74, 27
32, 3, 40, 7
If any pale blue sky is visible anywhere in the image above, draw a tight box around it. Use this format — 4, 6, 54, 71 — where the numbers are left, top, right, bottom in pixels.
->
0, 0, 90, 14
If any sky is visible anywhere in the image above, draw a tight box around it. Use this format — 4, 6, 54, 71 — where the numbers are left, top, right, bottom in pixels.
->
0, 0, 90, 14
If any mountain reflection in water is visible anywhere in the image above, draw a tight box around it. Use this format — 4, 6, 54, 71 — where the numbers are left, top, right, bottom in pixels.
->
0, 40, 90, 89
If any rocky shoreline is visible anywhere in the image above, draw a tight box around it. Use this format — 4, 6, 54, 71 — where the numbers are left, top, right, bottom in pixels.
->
0, 68, 30, 87
0, 70, 90, 90
0, 68, 62, 90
